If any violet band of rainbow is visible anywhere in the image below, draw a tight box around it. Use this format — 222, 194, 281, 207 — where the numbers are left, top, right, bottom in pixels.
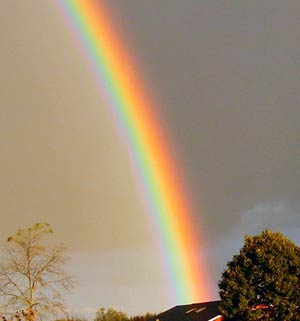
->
54, 0, 213, 303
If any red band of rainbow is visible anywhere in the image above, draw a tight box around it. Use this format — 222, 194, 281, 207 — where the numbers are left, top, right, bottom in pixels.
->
54, 0, 213, 303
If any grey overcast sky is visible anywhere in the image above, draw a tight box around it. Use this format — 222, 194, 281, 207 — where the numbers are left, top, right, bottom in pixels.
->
1, 0, 300, 318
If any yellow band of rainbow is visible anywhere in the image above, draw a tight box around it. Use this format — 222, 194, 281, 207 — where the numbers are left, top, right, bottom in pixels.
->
54, 0, 213, 303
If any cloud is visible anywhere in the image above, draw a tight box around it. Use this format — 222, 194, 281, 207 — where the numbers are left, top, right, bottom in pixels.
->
65, 248, 171, 318
207, 201, 300, 295
68, 248, 165, 287
237, 202, 300, 242
64, 306, 97, 321
80, 307, 98, 314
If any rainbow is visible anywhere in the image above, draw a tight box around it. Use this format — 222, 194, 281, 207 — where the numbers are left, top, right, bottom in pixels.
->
54, 0, 213, 303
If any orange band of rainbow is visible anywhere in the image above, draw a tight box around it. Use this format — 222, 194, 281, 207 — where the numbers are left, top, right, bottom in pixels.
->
55, 0, 213, 303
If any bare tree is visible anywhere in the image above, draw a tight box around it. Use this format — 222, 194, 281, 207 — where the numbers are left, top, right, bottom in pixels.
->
0, 223, 74, 321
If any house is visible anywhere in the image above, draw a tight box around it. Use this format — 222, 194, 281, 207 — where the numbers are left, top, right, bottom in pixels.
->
151, 301, 222, 321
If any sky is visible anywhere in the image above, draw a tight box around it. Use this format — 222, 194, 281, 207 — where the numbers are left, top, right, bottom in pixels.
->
1, 0, 300, 318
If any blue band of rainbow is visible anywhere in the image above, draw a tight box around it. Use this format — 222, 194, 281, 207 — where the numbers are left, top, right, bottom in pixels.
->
54, 0, 213, 303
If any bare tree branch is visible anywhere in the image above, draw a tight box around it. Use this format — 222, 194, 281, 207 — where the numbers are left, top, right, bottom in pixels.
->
0, 223, 74, 321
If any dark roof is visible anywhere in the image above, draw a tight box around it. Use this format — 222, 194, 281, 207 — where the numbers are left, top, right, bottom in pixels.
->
152, 301, 221, 321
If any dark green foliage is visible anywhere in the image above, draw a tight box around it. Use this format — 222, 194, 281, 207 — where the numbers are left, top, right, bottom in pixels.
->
129, 313, 156, 321
55, 314, 88, 321
94, 308, 156, 321
218, 230, 300, 321
95, 308, 129, 321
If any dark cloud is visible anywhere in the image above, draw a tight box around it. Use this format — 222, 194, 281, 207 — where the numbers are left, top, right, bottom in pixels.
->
110, 0, 300, 241
1, 0, 300, 316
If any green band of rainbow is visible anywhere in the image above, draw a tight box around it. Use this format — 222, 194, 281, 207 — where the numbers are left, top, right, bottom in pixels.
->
55, 0, 213, 303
